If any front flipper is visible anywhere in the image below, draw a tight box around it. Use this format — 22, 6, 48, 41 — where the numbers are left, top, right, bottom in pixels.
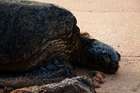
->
88, 71, 105, 88
0, 56, 73, 90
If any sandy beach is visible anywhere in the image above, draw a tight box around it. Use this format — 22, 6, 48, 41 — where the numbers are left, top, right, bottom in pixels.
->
32, 0, 140, 93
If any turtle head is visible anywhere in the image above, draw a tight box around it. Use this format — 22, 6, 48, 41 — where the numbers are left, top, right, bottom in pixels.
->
79, 35, 121, 74
87, 40, 121, 74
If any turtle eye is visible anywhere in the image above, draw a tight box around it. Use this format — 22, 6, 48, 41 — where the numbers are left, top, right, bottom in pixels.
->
98, 54, 119, 74
102, 54, 111, 64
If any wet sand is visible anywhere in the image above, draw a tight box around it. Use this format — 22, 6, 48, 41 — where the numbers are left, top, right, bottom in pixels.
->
34, 0, 140, 93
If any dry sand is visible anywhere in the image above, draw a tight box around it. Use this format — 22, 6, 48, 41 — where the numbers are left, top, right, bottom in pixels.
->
33, 0, 140, 93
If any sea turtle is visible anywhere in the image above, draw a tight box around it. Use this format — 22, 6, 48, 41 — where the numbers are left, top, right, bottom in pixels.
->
0, 0, 120, 92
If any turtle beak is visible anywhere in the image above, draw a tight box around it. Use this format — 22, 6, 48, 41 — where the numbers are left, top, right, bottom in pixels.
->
111, 51, 121, 65
106, 51, 121, 74
117, 52, 121, 62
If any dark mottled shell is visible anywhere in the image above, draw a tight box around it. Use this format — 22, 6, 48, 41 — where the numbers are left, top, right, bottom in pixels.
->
0, 1, 80, 72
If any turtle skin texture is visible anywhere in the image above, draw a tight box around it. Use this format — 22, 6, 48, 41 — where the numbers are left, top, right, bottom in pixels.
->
0, 1, 120, 91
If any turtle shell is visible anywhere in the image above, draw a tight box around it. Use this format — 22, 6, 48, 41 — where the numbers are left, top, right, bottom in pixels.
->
0, 1, 80, 72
